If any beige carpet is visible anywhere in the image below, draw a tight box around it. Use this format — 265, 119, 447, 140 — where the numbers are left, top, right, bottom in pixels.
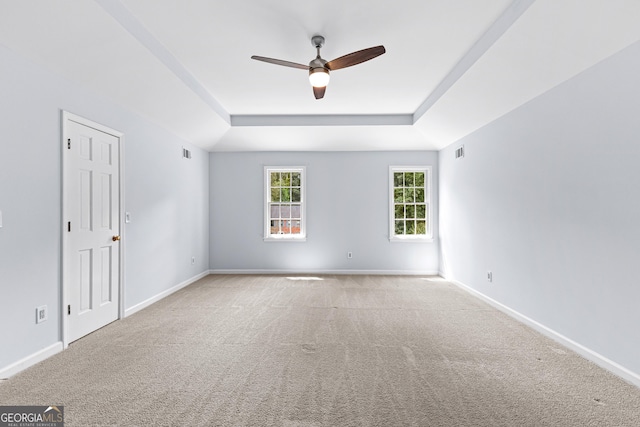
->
1, 275, 639, 426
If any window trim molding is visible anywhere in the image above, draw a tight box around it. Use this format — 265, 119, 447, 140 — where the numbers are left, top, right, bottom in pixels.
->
388, 165, 433, 242
263, 166, 307, 242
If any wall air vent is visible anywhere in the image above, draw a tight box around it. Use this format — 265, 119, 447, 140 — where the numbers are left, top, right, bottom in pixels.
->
455, 145, 464, 159
182, 148, 192, 159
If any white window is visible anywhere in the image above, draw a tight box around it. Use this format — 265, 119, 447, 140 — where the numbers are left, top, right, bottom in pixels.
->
389, 166, 432, 241
264, 167, 306, 241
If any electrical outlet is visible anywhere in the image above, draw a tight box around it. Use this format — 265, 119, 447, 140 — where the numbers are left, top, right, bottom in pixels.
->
487, 271, 493, 282
36, 305, 48, 324
347, 251, 353, 259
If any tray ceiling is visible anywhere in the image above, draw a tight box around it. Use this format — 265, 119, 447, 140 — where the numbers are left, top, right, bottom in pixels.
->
1, 0, 639, 151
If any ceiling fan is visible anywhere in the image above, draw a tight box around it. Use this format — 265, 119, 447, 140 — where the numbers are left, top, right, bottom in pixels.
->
251, 35, 385, 99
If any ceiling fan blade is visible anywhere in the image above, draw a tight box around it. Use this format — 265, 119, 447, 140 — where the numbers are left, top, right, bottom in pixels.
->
313, 86, 326, 100
326, 45, 386, 71
251, 55, 309, 70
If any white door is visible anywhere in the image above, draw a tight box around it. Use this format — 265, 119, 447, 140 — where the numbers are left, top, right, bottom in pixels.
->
64, 117, 121, 343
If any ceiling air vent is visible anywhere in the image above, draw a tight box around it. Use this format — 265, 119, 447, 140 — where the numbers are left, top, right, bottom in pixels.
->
455, 145, 464, 159
182, 148, 192, 159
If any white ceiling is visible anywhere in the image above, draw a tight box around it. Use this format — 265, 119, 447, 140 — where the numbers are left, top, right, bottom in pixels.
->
1, 0, 639, 151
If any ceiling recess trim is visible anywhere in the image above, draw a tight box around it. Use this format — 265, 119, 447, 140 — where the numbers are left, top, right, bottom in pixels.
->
413, 0, 536, 123
231, 114, 413, 127
94, 0, 231, 124
94, 0, 535, 131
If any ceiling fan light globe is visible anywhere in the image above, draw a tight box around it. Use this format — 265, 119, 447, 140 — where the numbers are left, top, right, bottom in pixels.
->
309, 68, 330, 87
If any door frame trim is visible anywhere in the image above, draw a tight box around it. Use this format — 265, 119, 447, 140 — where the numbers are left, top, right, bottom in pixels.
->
61, 111, 125, 348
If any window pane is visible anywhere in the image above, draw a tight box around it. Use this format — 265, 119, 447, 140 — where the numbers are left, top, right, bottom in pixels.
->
394, 188, 403, 203
404, 188, 414, 203
266, 168, 304, 239
291, 204, 301, 218
270, 204, 280, 219
394, 204, 404, 219
394, 172, 403, 187
405, 172, 415, 187
390, 168, 429, 239
406, 205, 415, 219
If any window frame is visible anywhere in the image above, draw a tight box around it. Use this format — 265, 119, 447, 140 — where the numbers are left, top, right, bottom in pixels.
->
264, 166, 306, 242
389, 166, 432, 242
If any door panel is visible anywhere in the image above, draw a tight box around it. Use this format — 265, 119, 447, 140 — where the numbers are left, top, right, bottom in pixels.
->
79, 170, 92, 231
99, 246, 112, 304
65, 119, 120, 343
99, 174, 112, 229
79, 249, 92, 313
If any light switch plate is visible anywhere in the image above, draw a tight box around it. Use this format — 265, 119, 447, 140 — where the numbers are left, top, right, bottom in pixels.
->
125, 212, 131, 223
0, 209, 3, 227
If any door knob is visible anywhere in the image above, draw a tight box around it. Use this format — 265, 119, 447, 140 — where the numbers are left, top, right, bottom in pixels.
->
112, 235, 121, 241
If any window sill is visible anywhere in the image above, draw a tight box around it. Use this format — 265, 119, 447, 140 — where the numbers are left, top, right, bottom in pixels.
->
264, 236, 307, 242
389, 236, 434, 243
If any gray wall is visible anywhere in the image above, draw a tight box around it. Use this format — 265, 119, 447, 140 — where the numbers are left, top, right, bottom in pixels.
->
0, 45, 210, 371
5, 28, 639, 386
439, 40, 640, 377
210, 151, 439, 273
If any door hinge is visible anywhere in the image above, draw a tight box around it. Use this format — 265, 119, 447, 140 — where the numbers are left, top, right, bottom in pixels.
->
67, 138, 71, 149
67, 305, 71, 315
68, 221, 71, 232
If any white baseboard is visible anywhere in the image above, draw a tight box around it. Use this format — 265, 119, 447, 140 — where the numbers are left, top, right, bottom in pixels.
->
447, 277, 640, 389
0, 342, 63, 379
124, 270, 210, 317
208, 269, 440, 276
0, 272, 210, 379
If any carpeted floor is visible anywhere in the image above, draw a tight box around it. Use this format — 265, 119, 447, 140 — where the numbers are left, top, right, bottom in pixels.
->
1, 275, 639, 426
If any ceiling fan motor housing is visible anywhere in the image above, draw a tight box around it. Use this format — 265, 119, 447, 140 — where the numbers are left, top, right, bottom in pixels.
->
309, 57, 330, 87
